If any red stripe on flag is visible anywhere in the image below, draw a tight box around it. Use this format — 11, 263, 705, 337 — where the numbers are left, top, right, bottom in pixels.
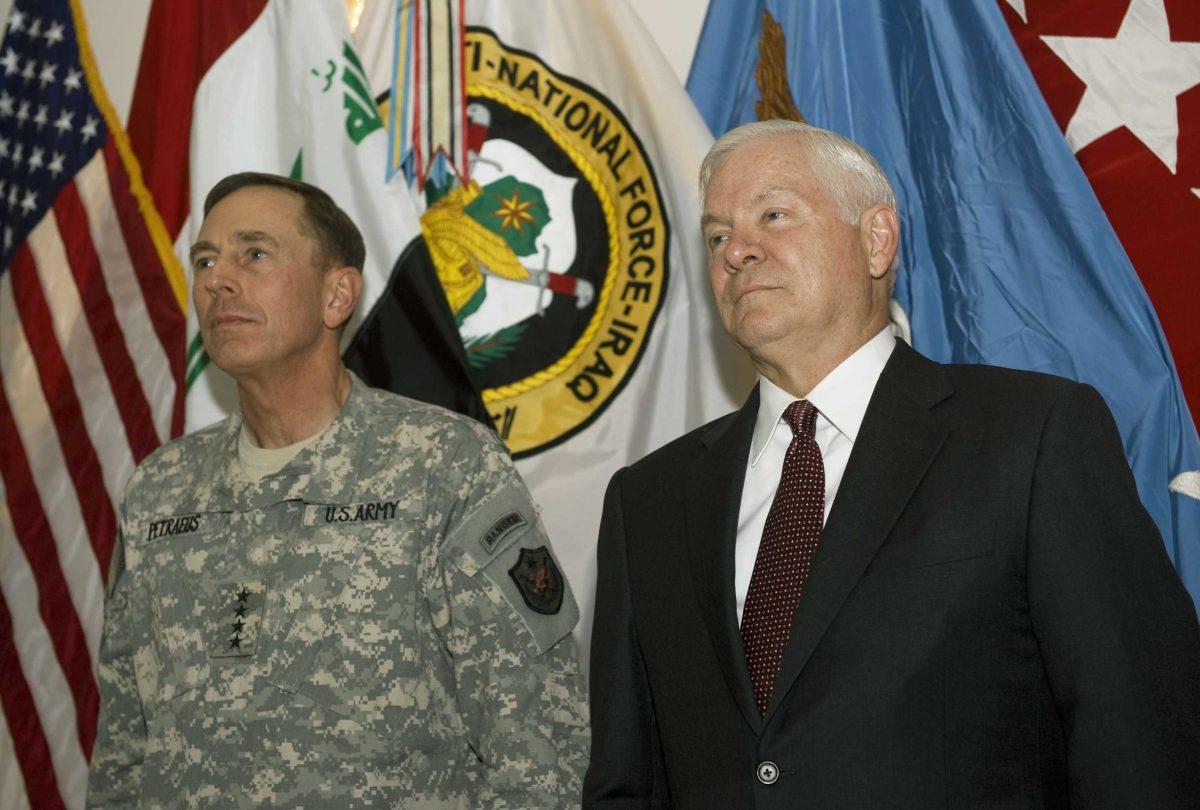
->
0, 378, 99, 758
0, 592, 67, 810
127, 0, 270, 238
53, 182, 161, 463
7, 244, 118, 576
102, 139, 187, 437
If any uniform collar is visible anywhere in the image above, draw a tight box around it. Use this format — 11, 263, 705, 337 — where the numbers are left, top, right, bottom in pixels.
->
749, 327, 896, 467
205, 371, 372, 509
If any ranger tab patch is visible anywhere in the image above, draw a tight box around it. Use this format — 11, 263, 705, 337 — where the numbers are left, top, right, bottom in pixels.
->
480, 511, 528, 555
507, 546, 564, 615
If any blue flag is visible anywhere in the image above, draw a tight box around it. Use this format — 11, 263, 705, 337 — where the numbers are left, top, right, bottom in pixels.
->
687, 0, 1200, 613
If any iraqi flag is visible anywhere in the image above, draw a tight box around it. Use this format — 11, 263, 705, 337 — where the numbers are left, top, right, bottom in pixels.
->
687, 0, 1200, 614
128, 0, 486, 428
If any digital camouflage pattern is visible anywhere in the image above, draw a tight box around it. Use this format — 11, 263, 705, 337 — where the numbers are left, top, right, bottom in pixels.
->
87, 375, 589, 808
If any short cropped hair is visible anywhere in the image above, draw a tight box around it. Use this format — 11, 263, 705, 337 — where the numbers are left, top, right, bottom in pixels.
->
699, 120, 897, 225
203, 172, 366, 273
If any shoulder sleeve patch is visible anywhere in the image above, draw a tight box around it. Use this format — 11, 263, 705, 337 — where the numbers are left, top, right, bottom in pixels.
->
507, 545, 564, 615
442, 483, 535, 577
442, 485, 578, 652
491, 539, 578, 653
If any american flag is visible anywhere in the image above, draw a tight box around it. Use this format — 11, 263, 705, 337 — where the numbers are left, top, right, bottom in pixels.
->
0, 1, 185, 807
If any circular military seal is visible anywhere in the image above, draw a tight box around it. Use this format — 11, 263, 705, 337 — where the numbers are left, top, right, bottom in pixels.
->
419, 29, 669, 457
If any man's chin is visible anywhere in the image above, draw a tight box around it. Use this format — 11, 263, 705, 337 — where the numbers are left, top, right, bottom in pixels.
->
205, 346, 266, 379
730, 317, 793, 355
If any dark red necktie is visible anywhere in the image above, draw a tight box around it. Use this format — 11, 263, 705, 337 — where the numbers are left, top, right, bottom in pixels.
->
740, 399, 824, 715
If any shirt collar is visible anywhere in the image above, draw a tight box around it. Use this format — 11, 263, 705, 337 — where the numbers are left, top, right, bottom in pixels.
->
749, 327, 897, 467
211, 371, 371, 508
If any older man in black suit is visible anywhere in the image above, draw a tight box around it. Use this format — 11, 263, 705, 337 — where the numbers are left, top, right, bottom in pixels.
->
583, 120, 1200, 808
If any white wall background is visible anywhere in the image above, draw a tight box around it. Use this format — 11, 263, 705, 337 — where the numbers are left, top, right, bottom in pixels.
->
0, 0, 708, 124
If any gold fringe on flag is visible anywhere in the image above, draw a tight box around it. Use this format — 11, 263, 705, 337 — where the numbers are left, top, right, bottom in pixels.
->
755, 10, 806, 123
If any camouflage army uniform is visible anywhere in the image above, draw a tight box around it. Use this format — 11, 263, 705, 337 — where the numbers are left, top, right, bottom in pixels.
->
87, 376, 589, 808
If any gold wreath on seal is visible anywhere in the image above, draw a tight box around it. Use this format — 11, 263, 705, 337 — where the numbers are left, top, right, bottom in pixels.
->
420, 181, 531, 315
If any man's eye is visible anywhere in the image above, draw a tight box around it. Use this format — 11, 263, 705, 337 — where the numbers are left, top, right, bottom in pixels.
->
765, 210, 785, 221
193, 257, 214, 271
248, 248, 267, 260
708, 234, 727, 248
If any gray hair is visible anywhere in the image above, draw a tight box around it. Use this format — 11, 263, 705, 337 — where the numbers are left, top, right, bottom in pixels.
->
699, 120, 897, 225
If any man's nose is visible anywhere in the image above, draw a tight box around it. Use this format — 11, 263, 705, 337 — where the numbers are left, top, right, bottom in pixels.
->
724, 230, 761, 270
201, 260, 239, 297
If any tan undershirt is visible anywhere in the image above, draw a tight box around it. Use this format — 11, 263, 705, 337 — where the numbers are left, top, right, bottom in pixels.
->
236, 425, 326, 483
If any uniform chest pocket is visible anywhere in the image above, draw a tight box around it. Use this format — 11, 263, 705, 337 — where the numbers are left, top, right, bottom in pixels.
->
261, 499, 431, 738
133, 511, 233, 705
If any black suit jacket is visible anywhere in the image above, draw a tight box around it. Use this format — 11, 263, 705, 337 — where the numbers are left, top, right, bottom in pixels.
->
584, 341, 1200, 809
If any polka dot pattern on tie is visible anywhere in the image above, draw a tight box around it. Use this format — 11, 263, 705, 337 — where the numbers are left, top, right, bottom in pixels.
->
740, 399, 824, 716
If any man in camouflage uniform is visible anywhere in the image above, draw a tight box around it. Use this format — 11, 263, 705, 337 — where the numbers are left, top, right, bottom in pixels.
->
87, 173, 589, 808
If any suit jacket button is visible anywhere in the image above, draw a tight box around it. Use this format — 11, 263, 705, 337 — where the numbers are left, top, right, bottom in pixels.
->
756, 761, 779, 785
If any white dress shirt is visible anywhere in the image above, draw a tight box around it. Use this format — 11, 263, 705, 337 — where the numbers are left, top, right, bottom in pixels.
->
734, 327, 897, 623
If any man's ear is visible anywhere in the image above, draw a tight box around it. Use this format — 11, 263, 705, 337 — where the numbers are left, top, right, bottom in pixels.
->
323, 266, 362, 330
861, 204, 900, 280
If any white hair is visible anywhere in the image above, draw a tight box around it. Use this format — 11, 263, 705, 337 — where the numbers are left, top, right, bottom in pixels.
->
699, 120, 898, 225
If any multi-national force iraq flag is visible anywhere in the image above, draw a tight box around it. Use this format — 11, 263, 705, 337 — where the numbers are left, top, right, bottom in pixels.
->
349, 0, 750, 661
687, 0, 1200, 613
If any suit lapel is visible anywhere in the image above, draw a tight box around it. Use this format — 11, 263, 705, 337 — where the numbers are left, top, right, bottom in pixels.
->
764, 341, 954, 722
685, 387, 763, 735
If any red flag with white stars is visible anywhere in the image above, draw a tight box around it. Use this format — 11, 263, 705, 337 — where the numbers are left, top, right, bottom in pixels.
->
1000, 0, 1200, 430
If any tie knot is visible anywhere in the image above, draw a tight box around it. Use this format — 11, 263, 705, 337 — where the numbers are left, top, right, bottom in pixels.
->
783, 399, 818, 439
